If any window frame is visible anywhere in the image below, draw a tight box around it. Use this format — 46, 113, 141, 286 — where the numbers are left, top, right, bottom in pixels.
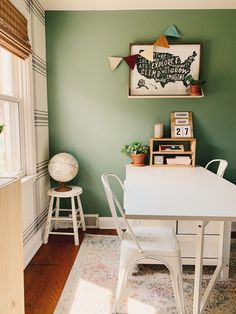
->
0, 94, 25, 177
0, 1, 35, 179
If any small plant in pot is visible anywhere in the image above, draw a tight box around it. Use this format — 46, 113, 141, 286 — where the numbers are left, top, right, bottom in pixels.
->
184, 74, 206, 96
121, 141, 149, 166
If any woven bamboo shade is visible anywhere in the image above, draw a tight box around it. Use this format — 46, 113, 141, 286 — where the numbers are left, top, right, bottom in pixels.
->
0, 0, 31, 59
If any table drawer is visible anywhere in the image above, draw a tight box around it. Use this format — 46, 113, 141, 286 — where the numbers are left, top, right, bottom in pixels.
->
177, 235, 219, 259
177, 221, 221, 235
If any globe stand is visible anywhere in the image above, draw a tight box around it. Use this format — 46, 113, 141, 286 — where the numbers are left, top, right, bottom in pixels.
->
55, 182, 72, 192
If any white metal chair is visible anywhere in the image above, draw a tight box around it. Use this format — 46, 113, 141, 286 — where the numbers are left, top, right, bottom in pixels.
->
205, 159, 228, 177
101, 173, 185, 314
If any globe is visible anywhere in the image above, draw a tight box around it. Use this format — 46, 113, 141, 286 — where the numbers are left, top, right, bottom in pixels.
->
48, 152, 79, 192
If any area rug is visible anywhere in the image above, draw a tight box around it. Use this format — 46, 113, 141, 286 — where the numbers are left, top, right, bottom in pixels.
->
54, 235, 236, 314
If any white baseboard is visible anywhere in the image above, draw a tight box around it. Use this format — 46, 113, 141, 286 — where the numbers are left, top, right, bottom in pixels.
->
99, 217, 125, 229
23, 228, 43, 268
56, 216, 121, 229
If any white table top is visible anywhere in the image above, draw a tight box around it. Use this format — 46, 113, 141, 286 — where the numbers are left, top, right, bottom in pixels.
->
124, 165, 236, 221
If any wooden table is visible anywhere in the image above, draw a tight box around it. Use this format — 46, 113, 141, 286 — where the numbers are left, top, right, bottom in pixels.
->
124, 165, 236, 314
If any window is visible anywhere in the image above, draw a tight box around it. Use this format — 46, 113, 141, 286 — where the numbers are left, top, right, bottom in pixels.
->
0, 47, 26, 176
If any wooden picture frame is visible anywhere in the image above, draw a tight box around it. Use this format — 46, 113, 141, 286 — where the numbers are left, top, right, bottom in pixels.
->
129, 43, 201, 97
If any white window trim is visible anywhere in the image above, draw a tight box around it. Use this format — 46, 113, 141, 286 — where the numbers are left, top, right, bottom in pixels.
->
0, 94, 24, 177
20, 56, 36, 177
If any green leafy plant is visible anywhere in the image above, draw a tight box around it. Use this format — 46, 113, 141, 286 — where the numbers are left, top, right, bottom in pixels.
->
0, 124, 5, 134
184, 74, 206, 86
121, 141, 149, 155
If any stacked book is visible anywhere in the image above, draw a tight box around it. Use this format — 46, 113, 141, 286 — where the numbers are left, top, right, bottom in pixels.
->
166, 156, 191, 165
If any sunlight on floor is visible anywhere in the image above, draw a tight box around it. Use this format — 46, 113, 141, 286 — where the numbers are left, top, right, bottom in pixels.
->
127, 298, 156, 314
69, 279, 113, 313
65, 278, 158, 314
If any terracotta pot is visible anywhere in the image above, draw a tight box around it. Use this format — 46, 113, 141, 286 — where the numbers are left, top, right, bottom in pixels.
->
131, 153, 145, 166
190, 84, 201, 96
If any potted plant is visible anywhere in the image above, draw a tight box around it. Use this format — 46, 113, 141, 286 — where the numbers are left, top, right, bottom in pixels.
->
184, 74, 206, 96
121, 141, 149, 166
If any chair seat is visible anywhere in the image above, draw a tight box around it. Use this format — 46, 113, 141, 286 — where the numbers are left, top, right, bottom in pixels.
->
123, 226, 179, 255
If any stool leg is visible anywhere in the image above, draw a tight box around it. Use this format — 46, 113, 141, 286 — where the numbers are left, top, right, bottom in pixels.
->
43, 196, 54, 244
71, 196, 79, 245
77, 195, 86, 231
54, 197, 60, 230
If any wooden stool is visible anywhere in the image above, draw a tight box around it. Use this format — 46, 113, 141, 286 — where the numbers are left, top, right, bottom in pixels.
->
43, 186, 86, 246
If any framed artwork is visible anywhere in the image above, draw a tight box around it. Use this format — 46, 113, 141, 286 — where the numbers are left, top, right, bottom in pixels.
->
129, 43, 201, 96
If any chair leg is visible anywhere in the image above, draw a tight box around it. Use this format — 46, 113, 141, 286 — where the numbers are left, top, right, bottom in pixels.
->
113, 262, 131, 313
71, 196, 79, 246
169, 259, 185, 314
43, 196, 54, 244
77, 195, 86, 231
171, 272, 185, 314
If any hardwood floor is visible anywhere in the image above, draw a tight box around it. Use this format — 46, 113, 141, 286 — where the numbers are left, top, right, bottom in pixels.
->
24, 229, 117, 314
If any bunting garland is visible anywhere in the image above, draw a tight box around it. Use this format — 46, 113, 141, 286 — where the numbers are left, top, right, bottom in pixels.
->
140, 46, 154, 62
123, 54, 139, 70
108, 25, 182, 71
165, 25, 180, 38
154, 35, 170, 48
108, 57, 123, 71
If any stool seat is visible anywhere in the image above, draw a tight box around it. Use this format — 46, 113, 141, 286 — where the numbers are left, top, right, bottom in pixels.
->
48, 186, 83, 197
44, 185, 86, 246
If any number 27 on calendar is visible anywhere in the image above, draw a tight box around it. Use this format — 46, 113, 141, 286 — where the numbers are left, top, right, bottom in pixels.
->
174, 125, 191, 137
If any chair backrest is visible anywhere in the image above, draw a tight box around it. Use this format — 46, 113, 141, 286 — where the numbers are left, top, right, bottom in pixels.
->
205, 159, 228, 177
101, 173, 143, 252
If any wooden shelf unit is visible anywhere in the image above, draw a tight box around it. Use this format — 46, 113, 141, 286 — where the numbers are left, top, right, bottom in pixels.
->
149, 138, 196, 167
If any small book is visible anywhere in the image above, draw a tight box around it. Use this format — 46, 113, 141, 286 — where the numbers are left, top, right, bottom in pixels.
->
159, 145, 184, 152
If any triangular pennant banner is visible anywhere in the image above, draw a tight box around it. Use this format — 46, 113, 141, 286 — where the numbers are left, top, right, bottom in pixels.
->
108, 57, 123, 71
123, 54, 139, 70
154, 35, 170, 48
140, 46, 154, 62
165, 25, 181, 38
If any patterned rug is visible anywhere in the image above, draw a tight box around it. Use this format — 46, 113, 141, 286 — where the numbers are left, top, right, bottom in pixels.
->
54, 235, 236, 314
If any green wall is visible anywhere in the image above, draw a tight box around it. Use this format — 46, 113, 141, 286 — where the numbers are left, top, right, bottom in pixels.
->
46, 10, 236, 216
